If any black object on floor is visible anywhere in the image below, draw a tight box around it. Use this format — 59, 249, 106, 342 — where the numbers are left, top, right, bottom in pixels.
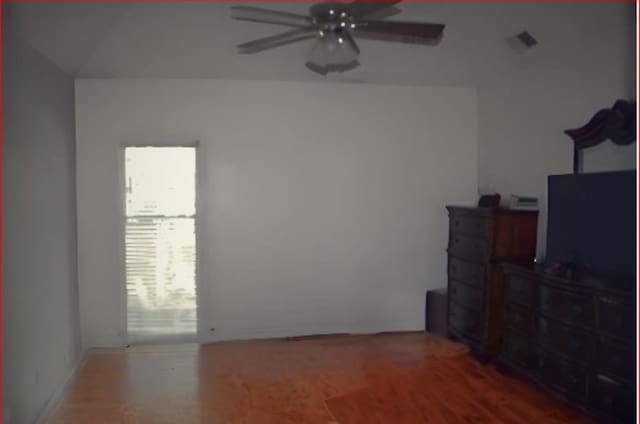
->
425, 288, 448, 337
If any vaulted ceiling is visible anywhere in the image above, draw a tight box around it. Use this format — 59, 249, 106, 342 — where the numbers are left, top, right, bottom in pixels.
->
5, 2, 635, 86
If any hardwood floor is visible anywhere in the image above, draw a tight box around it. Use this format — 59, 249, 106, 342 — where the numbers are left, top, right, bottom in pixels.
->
46, 332, 589, 424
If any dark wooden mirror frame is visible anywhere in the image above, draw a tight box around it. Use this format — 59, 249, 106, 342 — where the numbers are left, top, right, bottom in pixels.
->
564, 99, 636, 174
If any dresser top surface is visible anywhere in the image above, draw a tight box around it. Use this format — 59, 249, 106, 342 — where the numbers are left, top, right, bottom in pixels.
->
446, 206, 538, 216
503, 262, 635, 295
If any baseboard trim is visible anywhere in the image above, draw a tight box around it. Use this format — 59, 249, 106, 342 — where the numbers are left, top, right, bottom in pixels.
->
199, 322, 422, 345
35, 349, 88, 424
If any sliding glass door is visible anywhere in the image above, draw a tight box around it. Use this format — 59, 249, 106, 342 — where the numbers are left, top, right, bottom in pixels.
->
124, 147, 197, 343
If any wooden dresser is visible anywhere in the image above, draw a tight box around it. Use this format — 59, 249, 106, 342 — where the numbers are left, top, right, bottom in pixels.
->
500, 263, 636, 423
446, 206, 538, 358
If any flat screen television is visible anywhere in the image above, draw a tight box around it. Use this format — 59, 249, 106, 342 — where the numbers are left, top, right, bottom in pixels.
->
546, 170, 636, 285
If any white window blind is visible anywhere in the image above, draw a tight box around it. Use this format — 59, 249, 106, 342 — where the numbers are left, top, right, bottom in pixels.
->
124, 147, 197, 343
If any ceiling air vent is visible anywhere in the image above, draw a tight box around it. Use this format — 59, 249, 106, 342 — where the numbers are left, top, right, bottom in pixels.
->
507, 31, 538, 53
517, 31, 538, 47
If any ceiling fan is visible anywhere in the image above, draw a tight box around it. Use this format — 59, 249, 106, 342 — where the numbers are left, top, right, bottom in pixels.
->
231, 1, 445, 75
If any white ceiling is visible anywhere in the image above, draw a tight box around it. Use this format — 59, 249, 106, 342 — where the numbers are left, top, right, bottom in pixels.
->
5, 2, 635, 86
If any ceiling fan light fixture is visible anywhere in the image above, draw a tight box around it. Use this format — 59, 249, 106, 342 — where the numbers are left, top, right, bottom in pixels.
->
305, 60, 360, 76
306, 31, 359, 74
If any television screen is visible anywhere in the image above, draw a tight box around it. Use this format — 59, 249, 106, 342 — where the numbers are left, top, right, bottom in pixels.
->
546, 170, 636, 284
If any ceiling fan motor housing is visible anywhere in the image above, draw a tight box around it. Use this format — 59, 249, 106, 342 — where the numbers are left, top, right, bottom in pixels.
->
311, 2, 358, 36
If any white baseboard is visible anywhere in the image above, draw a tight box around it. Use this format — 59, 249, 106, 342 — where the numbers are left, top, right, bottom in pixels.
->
72, 321, 425, 350
35, 349, 88, 424
199, 321, 422, 344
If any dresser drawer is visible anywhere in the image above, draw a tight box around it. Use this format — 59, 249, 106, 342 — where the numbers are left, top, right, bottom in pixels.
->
449, 302, 484, 342
450, 214, 491, 239
506, 274, 537, 309
448, 234, 490, 263
595, 338, 635, 381
449, 280, 483, 313
502, 328, 535, 368
448, 257, 484, 288
589, 374, 635, 422
537, 316, 593, 363
596, 294, 634, 340
505, 302, 535, 332
539, 284, 594, 328
537, 350, 587, 401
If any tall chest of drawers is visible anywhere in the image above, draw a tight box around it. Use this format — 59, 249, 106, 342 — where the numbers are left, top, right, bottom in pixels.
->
500, 264, 636, 423
446, 206, 538, 358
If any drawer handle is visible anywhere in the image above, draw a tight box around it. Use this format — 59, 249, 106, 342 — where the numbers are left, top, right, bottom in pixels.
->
597, 375, 617, 384
601, 296, 622, 306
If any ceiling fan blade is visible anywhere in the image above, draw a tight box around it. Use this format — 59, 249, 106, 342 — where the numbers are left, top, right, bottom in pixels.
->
238, 27, 319, 54
354, 20, 444, 45
347, 1, 402, 18
231, 6, 312, 28
363, 6, 402, 20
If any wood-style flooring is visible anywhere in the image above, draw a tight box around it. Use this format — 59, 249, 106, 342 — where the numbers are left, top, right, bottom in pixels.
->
46, 332, 589, 423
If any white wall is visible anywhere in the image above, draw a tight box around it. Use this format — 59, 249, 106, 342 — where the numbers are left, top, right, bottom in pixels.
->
477, 3, 635, 259
3, 35, 81, 423
75, 80, 477, 347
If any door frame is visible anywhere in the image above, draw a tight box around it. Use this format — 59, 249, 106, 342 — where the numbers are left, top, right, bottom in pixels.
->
118, 141, 204, 345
